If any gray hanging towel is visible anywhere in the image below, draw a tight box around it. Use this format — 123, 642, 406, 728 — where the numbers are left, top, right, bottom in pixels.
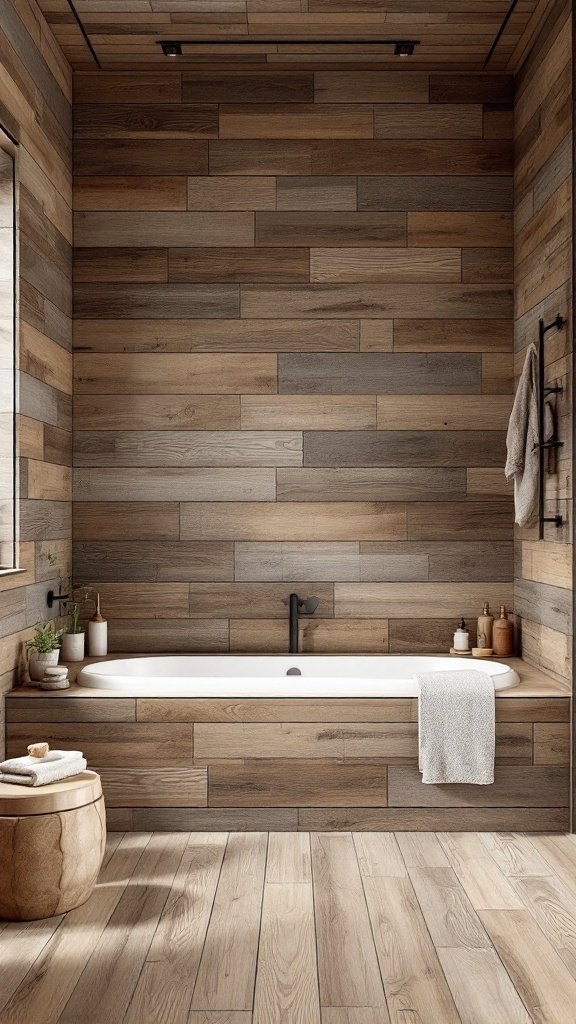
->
505, 343, 553, 527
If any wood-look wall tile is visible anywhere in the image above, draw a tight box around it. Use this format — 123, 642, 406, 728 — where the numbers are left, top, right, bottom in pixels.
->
241, 395, 376, 430
20, 373, 72, 430
407, 502, 513, 540
209, 140, 314, 175
388, 766, 567, 807
20, 500, 72, 541
74, 318, 359, 354
358, 176, 513, 212
74, 467, 277, 502
303, 431, 506, 468
279, 353, 480, 395
533, 723, 571, 765
20, 323, 73, 395
74, 541, 234, 583
482, 353, 513, 394
27, 460, 72, 502
466, 468, 513, 498
255, 212, 406, 247
74, 394, 241, 431
188, 582, 334, 618
298, 808, 569, 831
219, 103, 374, 139
44, 425, 73, 467
182, 71, 314, 103
73, 430, 301, 467
408, 212, 513, 247
74, 176, 188, 212
462, 247, 514, 283
359, 320, 393, 352
389, 618, 477, 654
429, 75, 514, 104
74, 248, 168, 283
6, 723, 195, 767
234, 540, 432, 584
74, 502, 180, 541
392, 319, 512, 353
135, 696, 417, 725
99, 767, 207, 808
85, 583, 190, 619
180, 502, 408, 541
208, 759, 389, 807
310, 140, 513, 176
521, 540, 572, 589
276, 468, 466, 502
310, 247, 462, 283
374, 104, 483, 139
514, 578, 572, 634
74, 73, 183, 104
426, 541, 514, 582
6, 697, 136, 724
276, 176, 356, 211
187, 175, 276, 211
74, 283, 240, 319
333, 583, 513, 619
74, 211, 254, 247
74, 139, 208, 175
74, 104, 218, 139
107, 619, 229, 653
74, 353, 277, 394
132, 807, 298, 831
168, 247, 309, 283
314, 72, 429, 103
241, 284, 512, 319
376, 395, 512, 431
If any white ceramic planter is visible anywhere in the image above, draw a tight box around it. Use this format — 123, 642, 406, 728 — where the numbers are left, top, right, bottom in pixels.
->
28, 649, 60, 683
61, 632, 86, 662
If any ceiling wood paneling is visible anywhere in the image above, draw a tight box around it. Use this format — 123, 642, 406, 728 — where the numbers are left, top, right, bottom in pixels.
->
37, 0, 545, 72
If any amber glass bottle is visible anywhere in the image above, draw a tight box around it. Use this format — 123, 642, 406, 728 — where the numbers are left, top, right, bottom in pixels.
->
492, 605, 514, 657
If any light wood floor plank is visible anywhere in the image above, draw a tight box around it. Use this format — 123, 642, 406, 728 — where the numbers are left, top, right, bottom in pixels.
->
479, 832, 553, 877
437, 947, 532, 1024
353, 832, 407, 878
191, 832, 268, 1013
59, 833, 188, 1024
266, 832, 311, 884
0, 917, 65, 1017
528, 834, 576, 898
0, 832, 151, 1024
479, 909, 576, 1024
362, 875, 460, 1024
512, 873, 576, 980
396, 832, 450, 868
253, 882, 320, 1024
311, 832, 386, 1011
407, 867, 490, 949
321, 1010, 384, 1023
438, 832, 524, 911
125, 833, 228, 1024
188, 1014, 252, 1023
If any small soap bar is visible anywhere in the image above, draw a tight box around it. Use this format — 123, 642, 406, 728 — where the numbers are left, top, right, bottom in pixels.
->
449, 648, 472, 656
472, 647, 493, 658
27, 742, 49, 758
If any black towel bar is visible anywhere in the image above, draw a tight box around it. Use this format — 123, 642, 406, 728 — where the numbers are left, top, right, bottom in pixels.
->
537, 314, 564, 539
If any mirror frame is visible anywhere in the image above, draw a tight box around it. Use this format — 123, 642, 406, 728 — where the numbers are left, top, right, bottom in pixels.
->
0, 125, 19, 576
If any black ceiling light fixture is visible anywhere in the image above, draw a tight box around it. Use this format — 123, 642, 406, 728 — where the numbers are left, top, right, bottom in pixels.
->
393, 41, 417, 57
161, 41, 182, 57
157, 39, 420, 56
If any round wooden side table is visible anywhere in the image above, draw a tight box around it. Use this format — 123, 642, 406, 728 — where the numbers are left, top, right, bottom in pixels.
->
0, 770, 106, 921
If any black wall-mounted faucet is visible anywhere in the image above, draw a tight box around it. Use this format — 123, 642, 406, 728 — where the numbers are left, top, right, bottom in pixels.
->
288, 593, 319, 654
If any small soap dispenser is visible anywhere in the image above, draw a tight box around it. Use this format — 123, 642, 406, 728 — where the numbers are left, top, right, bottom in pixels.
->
453, 617, 470, 652
88, 594, 107, 657
492, 605, 514, 657
477, 602, 494, 649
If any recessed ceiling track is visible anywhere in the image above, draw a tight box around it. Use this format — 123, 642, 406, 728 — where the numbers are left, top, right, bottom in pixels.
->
484, 0, 521, 66
158, 39, 420, 58
65, 0, 101, 68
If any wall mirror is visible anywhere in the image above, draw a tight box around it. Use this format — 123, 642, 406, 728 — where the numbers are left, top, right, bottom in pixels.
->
0, 130, 17, 573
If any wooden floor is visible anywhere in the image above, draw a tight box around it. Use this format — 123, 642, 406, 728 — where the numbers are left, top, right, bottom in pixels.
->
3, 831, 576, 1023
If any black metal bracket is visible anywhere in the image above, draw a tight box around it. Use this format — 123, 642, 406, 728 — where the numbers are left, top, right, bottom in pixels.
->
538, 314, 565, 539
47, 590, 69, 609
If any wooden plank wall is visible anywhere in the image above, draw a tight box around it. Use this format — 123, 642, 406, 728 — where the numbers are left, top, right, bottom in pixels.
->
6, 693, 571, 831
0, 0, 73, 752
73, 68, 516, 655
513, 0, 573, 684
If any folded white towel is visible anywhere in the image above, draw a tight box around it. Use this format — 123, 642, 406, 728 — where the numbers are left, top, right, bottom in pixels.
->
0, 750, 87, 787
417, 670, 495, 785
505, 343, 553, 527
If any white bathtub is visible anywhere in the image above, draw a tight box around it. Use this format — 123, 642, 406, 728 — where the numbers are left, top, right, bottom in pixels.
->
77, 655, 520, 697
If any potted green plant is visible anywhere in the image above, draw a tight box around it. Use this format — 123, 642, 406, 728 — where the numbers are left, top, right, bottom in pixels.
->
61, 585, 94, 662
25, 622, 64, 682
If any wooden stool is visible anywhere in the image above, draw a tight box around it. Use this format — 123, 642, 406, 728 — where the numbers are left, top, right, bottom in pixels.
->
0, 771, 106, 921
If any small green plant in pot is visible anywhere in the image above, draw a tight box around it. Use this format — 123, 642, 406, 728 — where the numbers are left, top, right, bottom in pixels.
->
61, 585, 95, 663
26, 622, 64, 682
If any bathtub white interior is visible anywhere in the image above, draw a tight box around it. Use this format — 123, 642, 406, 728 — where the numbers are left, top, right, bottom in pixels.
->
77, 655, 520, 696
